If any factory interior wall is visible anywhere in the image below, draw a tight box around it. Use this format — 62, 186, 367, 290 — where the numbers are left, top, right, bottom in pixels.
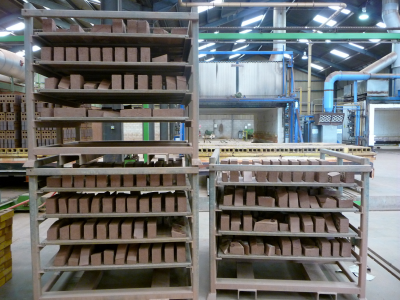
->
293, 69, 325, 114
124, 123, 161, 141
254, 108, 283, 143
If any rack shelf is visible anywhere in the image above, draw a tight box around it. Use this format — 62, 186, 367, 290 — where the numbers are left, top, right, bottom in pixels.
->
36, 116, 189, 123
208, 148, 371, 300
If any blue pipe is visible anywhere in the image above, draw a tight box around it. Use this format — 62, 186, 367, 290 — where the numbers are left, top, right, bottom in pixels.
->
323, 72, 400, 112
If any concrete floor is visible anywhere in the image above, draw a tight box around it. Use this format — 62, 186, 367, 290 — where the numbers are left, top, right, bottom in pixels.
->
0, 150, 399, 299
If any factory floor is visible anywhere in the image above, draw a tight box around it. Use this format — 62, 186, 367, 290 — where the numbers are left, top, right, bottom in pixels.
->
0, 150, 399, 299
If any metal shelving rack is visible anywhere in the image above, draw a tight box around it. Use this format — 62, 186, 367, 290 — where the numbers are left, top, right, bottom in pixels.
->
207, 148, 371, 300
23, 4, 200, 300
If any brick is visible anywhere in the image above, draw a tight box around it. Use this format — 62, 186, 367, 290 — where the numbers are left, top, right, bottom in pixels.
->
47, 219, 65, 240
90, 48, 101, 61
124, 74, 135, 89
53, 47, 65, 61
139, 195, 150, 213
234, 187, 244, 206
330, 239, 340, 256
140, 47, 151, 62
90, 252, 102, 266
166, 76, 177, 90
112, 19, 126, 33
291, 237, 302, 256
176, 76, 187, 90
332, 213, 349, 233
334, 194, 354, 208
249, 237, 264, 255
126, 193, 139, 213
152, 244, 162, 263
245, 186, 256, 206
102, 47, 114, 62
165, 193, 175, 212
309, 196, 320, 208
322, 213, 338, 233
289, 159, 302, 182
42, 19, 56, 32
223, 187, 234, 206
171, 28, 187, 35
257, 196, 275, 207
58, 195, 69, 214
127, 48, 138, 62
68, 194, 80, 214
79, 245, 94, 266
137, 20, 150, 33
279, 159, 291, 182
98, 79, 111, 90
70, 221, 85, 240
121, 218, 134, 239
176, 191, 187, 212
316, 238, 331, 257
279, 222, 289, 231
288, 214, 300, 233
242, 212, 253, 231
328, 172, 341, 183
54, 108, 86, 117
316, 195, 337, 208
279, 237, 292, 256
315, 159, 329, 183
127, 20, 138, 33
96, 175, 108, 187
58, 77, 70, 89
312, 216, 325, 233
152, 75, 162, 90
103, 249, 115, 265
70, 24, 84, 32
92, 24, 112, 33
153, 28, 168, 34
120, 108, 151, 117
115, 244, 128, 265
338, 238, 352, 257
70, 74, 85, 89
302, 240, 319, 257
115, 195, 127, 213
138, 75, 148, 89
176, 243, 186, 262
96, 219, 111, 239
41, 47, 52, 60
164, 243, 174, 263
151, 194, 162, 212
288, 191, 299, 208
114, 47, 126, 62
220, 213, 230, 231
297, 190, 310, 208
268, 159, 279, 182
47, 176, 62, 187
152, 54, 168, 62
44, 77, 59, 90
110, 174, 121, 187
147, 218, 157, 238
127, 244, 138, 264
74, 175, 85, 188
66, 47, 77, 61
46, 196, 59, 214
85, 175, 96, 188
78, 195, 92, 213
138, 244, 150, 263
78, 47, 89, 61
109, 219, 122, 239
254, 219, 278, 232
275, 187, 288, 207
304, 159, 318, 182
59, 224, 70, 240
102, 195, 115, 213
300, 214, 313, 233
54, 245, 73, 266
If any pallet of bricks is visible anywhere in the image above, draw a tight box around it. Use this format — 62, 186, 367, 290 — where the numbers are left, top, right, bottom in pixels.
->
0, 209, 13, 287
0, 94, 22, 149
208, 148, 371, 299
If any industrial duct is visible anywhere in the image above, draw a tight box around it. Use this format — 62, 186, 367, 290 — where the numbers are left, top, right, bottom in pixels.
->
0, 48, 25, 81
382, 0, 400, 94
323, 52, 398, 112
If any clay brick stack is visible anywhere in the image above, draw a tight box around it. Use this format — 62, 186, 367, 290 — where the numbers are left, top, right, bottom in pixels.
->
0, 94, 22, 148
0, 209, 13, 287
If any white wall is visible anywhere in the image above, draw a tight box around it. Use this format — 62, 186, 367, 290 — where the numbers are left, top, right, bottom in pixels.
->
253, 108, 283, 143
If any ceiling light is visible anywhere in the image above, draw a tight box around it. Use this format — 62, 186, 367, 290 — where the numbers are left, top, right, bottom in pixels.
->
0, 32, 11, 37
198, 39, 204, 42
311, 63, 323, 70
32, 45, 41, 52
198, 0, 222, 13
349, 42, 364, 49
6, 22, 25, 31
229, 54, 241, 59
214, 31, 219, 34
329, 6, 351, 14
198, 54, 206, 58
240, 29, 252, 34
236, 39, 246, 43
359, 7, 369, 20
330, 49, 349, 58
313, 30, 323, 33
205, 57, 215, 62
302, 52, 307, 59
241, 15, 264, 27
313, 15, 337, 26
369, 39, 381, 43
199, 43, 215, 50
376, 22, 386, 28
16, 50, 25, 57
299, 39, 309, 43
233, 44, 249, 51
210, 49, 216, 52
325, 40, 331, 43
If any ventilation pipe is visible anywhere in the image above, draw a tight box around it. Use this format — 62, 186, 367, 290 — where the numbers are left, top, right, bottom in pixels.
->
382, 0, 400, 94
269, 7, 286, 62
323, 52, 398, 112
0, 49, 25, 81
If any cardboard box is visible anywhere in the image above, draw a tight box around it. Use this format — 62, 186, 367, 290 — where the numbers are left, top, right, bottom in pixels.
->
249, 237, 264, 255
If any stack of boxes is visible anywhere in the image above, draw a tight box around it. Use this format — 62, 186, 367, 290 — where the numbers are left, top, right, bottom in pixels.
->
0, 209, 13, 287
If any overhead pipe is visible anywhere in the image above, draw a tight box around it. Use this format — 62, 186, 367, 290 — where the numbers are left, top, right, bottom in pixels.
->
324, 72, 400, 112
382, 0, 400, 94
270, 7, 286, 62
178, 1, 346, 9
0, 48, 25, 81
360, 52, 397, 73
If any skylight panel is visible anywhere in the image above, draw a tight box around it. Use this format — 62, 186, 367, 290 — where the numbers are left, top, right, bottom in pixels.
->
198, 0, 223, 13
6, 22, 25, 31
349, 43, 364, 49
199, 43, 215, 50
241, 15, 264, 27
199, 54, 207, 58
233, 44, 249, 51
376, 22, 386, 28
313, 15, 337, 26
329, 6, 350, 14
205, 57, 215, 62
229, 54, 241, 59
236, 39, 246, 43
330, 49, 349, 58
311, 63, 323, 70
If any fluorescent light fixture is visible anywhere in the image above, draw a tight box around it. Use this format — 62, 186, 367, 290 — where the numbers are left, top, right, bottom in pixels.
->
241, 15, 264, 27
376, 22, 386, 28
311, 63, 323, 70
240, 29, 252, 34
329, 6, 350, 14
6, 22, 25, 31
229, 54, 241, 59
369, 39, 381, 43
313, 30, 323, 33
299, 39, 309, 43
199, 43, 215, 50
16, 50, 25, 57
198, 54, 207, 58
359, 7, 369, 20
325, 39, 331, 43
199, 0, 223, 13
0, 32, 11, 37
330, 49, 349, 58
205, 57, 215, 62
349, 42, 364, 49
236, 39, 246, 43
214, 31, 219, 34
302, 52, 307, 59
32, 45, 41, 52
313, 15, 337, 26
210, 49, 216, 52
198, 39, 204, 42
233, 44, 249, 51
